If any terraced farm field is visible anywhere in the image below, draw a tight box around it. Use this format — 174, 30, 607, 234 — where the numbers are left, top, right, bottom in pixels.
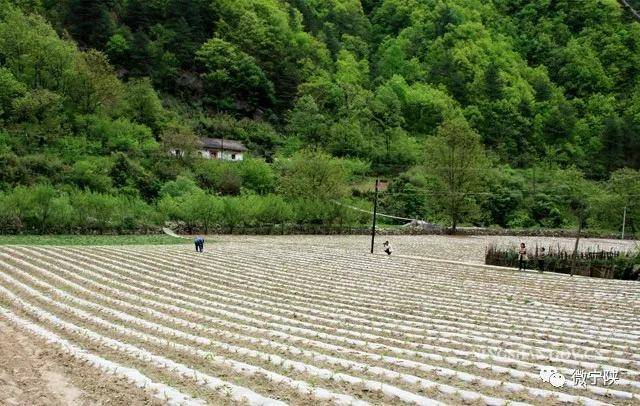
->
0, 236, 639, 405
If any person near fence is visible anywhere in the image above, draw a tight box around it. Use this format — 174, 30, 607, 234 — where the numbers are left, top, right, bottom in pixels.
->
518, 242, 528, 271
194, 236, 205, 253
383, 241, 392, 256
537, 247, 546, 273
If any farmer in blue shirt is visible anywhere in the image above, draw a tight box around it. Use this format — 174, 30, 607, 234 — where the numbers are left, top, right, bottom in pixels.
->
194, 236, 205, 253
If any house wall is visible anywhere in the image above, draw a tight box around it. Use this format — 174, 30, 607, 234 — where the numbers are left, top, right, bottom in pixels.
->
220, 151, 243, 161
200, 149, 243, 161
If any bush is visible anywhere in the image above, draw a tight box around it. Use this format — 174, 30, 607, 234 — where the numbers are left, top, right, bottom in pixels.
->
193, 159, 243, 195
237, 158, 276, 194
80, 115, 158, 156
0, 184, 72, 233
68, 157, 113, 193
254, 194, 292, 226
70, 191, 119, 232
159, 175, 201, 198
277, 150, 348, 201
0, 185, 160, 234
507, 210, 536, 229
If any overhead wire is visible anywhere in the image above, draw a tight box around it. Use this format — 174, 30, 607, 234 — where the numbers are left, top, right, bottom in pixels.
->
331, 200, 427, 222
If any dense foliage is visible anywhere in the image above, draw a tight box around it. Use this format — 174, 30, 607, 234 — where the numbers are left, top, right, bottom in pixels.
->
1, 0, 640, 234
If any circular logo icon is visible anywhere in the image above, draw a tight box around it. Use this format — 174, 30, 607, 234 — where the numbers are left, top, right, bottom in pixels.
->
539, 367, 557, 382
549, 372, 566, 388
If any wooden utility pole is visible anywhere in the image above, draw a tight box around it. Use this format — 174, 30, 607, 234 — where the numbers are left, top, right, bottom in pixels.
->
370, 178, 379, 254
622, 205, 627, 240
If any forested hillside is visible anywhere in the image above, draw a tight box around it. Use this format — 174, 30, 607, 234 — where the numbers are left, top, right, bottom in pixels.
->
1, 0, 640, 234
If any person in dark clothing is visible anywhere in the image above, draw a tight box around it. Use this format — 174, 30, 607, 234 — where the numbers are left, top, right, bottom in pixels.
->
194, 236, 204, 253
537, 247, 546, 273
383, 241, 392, 256
518, 242, 528, 271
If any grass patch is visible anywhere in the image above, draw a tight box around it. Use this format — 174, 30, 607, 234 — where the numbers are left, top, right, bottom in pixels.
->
0, 234, 188, 246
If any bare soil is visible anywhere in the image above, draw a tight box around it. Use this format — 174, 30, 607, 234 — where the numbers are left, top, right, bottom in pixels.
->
0, 319, 160, 406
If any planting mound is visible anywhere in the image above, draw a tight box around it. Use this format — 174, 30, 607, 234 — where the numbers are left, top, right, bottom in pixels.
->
0, 238, 639, 405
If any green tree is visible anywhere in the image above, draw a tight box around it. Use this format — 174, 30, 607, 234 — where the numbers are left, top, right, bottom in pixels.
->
196, 38, 274, 113
64, 0, 115, 49
68, 49, 123, 114
238, 158, 276, 194
0, 68, 27, 121
287, 95, 329, 148
278, 149, 348, 201
591, 169, 640, 234
120, 78, 165, 133
424, 117, 489, 232
159, 121, 200, 158
553, 39, 613, 98
159, 176, 202, 199
69, 157, 113, 193
552, 168, 594, 273
0, 7, 76, 91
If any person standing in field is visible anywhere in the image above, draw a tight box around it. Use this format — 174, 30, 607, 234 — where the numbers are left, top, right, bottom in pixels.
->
383, 241, 392, 256
194, 236, 205, 253
537, 247, 546, 273
518, 242, 528, 271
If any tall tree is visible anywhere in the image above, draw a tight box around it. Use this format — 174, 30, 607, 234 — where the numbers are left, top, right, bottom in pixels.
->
424, 117, 489, 232
196, 38, 274, 114
277, 149, 348, 201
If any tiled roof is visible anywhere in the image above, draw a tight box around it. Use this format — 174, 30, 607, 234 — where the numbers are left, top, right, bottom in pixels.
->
200, 138, 247, 152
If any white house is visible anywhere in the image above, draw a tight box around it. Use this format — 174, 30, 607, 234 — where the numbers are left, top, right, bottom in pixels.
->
170, 138, 248, 161
199, 138, 247, 161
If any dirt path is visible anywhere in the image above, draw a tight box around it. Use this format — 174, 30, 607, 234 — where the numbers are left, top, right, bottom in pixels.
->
0, 319, 161, 406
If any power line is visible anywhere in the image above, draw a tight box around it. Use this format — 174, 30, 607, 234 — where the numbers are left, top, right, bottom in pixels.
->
333, 200, 427, 222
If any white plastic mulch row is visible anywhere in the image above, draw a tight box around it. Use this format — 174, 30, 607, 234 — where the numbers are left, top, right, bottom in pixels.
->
0, 280, 286, 405
76, 245, 640, 374
0, 242, 638, 406
125, 243, 639, 339
13, 245, 640, 400
103, 244, 637, 342
71, 246, 640, 396
0, 250, 517, 405
0, 306, 206, 406
0, 272, 374, 406
226, 245, 640, 323
85, 246, 640, 389
2, 247, 636, 405
6, 257, 598, 405
232, 243, 640, 318
106, 245, 640, 357
0, 262, 450, 406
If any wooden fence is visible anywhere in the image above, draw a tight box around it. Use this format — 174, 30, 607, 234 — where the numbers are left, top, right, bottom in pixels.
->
485, 244, 640, 280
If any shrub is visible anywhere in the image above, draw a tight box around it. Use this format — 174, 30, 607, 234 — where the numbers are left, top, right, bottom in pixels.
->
159, 175, 202, 198
68, 157, 113, 193
237, 158, 276, 194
